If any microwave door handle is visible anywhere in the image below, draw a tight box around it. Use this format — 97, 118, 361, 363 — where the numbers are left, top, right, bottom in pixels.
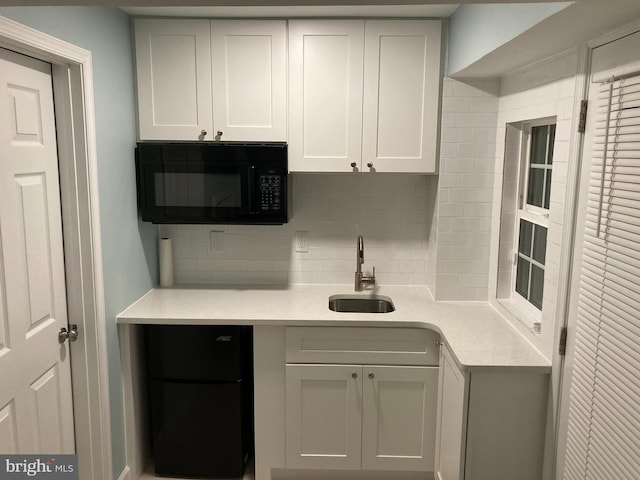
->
248, 166, 257, 214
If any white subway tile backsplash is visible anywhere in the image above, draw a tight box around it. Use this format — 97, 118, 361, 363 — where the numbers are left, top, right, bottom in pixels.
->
439, 203, 465, 217
441, 112, 456, 128
164, 173, 435, 288
439, 142, 460, 158
442, 157, 476, 173
460, 173, 493, 188
469, 96, 499, 113
472, 127, 497, 143
443, 96, 471, 112
454, 112, 498, 128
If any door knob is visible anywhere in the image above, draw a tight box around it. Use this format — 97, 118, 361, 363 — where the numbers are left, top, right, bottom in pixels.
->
59, 324, 79, 344
368, 372, 375, 379
352, 372, 358, 379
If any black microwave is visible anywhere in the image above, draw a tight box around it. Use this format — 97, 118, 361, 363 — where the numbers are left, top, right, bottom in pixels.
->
135, 142, 288, 224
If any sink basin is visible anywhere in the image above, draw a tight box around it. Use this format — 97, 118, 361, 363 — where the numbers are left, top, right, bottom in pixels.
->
328, 294, 395, 313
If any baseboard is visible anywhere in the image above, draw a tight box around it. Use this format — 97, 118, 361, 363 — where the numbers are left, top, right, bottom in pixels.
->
117, 466, 131, 480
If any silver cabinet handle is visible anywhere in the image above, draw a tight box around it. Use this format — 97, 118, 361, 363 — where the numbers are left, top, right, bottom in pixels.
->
368, 372, 374, 379
200, 129, 207, 137
216, 130, 224, 141
352, 371, 358, 379
367, 162, 373, 168
59, 324, 79, 344
350, 162, 357, 168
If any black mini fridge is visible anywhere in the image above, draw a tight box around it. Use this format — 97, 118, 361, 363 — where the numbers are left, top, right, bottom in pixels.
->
145, 325, 253, 477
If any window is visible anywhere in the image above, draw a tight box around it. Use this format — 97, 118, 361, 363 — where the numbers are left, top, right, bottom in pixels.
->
496, 119, 556, 327
513, 123, 555, 312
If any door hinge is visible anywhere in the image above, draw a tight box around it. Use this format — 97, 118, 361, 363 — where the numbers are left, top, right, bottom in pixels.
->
558, 326, 568, 356
578, 100, 588, 133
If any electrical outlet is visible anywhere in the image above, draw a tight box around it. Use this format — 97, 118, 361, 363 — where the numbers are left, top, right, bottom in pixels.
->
295, 231, 309, 253
210, 231, 224, 251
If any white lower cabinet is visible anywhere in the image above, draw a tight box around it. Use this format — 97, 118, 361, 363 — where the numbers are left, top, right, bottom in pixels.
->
361, 365, 438, 471
285, 364, 362, 470
434, 345, 468, 480
434, 344, 549, 480
284, 327, 441, 474
286, 364, 438, 472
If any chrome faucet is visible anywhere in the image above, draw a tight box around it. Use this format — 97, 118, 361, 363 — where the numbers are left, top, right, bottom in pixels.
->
355, 235, 376, 291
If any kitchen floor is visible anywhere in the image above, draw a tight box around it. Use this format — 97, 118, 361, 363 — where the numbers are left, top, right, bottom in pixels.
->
141, 458, 255, 480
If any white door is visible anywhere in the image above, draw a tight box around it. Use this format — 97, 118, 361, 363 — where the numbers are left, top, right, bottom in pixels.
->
211, 20, 287, 141
134, 19, 213, 140
556, 29, 640, 480
0, 48, 75, 454
362, 20, 442, 173
285, 364, 362, 470
288, 20, 365, 172
361, 365, 439, 471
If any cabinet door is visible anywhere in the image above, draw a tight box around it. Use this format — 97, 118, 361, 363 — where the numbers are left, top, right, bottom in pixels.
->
362, 20, 442, 173
434, 346, 468, 480
362, 366, 439, 471
134, 19, 213, 140
211, 20, 287, 141
285, 364, 362, 470
288, 20, 364, 172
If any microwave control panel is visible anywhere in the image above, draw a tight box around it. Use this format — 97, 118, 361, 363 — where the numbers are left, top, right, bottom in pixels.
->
259, 175, 282, 211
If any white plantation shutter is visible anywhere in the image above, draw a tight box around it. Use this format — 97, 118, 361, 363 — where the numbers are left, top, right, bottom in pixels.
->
563, 74, 640, 480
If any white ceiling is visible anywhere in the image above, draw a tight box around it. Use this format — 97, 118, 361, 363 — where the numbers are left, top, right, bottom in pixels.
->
121, 4, 460, 18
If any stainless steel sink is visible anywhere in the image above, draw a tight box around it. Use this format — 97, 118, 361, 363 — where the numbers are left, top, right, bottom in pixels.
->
328, 294, 395, 313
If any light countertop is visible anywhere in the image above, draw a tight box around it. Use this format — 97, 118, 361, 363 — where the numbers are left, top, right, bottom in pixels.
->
117, 284, 550, 373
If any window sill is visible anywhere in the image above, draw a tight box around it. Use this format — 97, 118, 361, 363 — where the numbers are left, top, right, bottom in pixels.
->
496, 296, 542, 334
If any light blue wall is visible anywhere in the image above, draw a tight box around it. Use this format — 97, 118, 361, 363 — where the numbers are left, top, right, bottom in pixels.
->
447, 2, 573, 75
0, 7, 157, 478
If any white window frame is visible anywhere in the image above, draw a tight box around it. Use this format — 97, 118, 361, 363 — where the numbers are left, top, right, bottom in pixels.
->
509, 118, 556, 322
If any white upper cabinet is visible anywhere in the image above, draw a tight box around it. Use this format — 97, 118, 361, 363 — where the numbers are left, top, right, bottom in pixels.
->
288, 20, 365, 171
211, 20, 287, 141
135, 19, 213, 141
288, 19, 442, 173
362, 20, 442, 173
135, 19, 287, 141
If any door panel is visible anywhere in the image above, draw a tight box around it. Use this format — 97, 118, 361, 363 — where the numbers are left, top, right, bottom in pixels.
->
362, 20, 441, 173
211, 20, 287, 141
16, 174, 55, 329
135, 19, 213, 140
435, 347, 466, 480
362, 365, 438, 471
0, 401, 18, 454
0, 47, 75, 454
288, 20, 364, 171
30, 365, 65, 453
285, 364, 362, 470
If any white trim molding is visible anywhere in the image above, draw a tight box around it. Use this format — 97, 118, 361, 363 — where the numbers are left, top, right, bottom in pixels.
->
0, 15, 112, 480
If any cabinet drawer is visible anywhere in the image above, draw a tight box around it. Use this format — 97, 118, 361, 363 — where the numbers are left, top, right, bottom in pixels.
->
285, 327, 440, 366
